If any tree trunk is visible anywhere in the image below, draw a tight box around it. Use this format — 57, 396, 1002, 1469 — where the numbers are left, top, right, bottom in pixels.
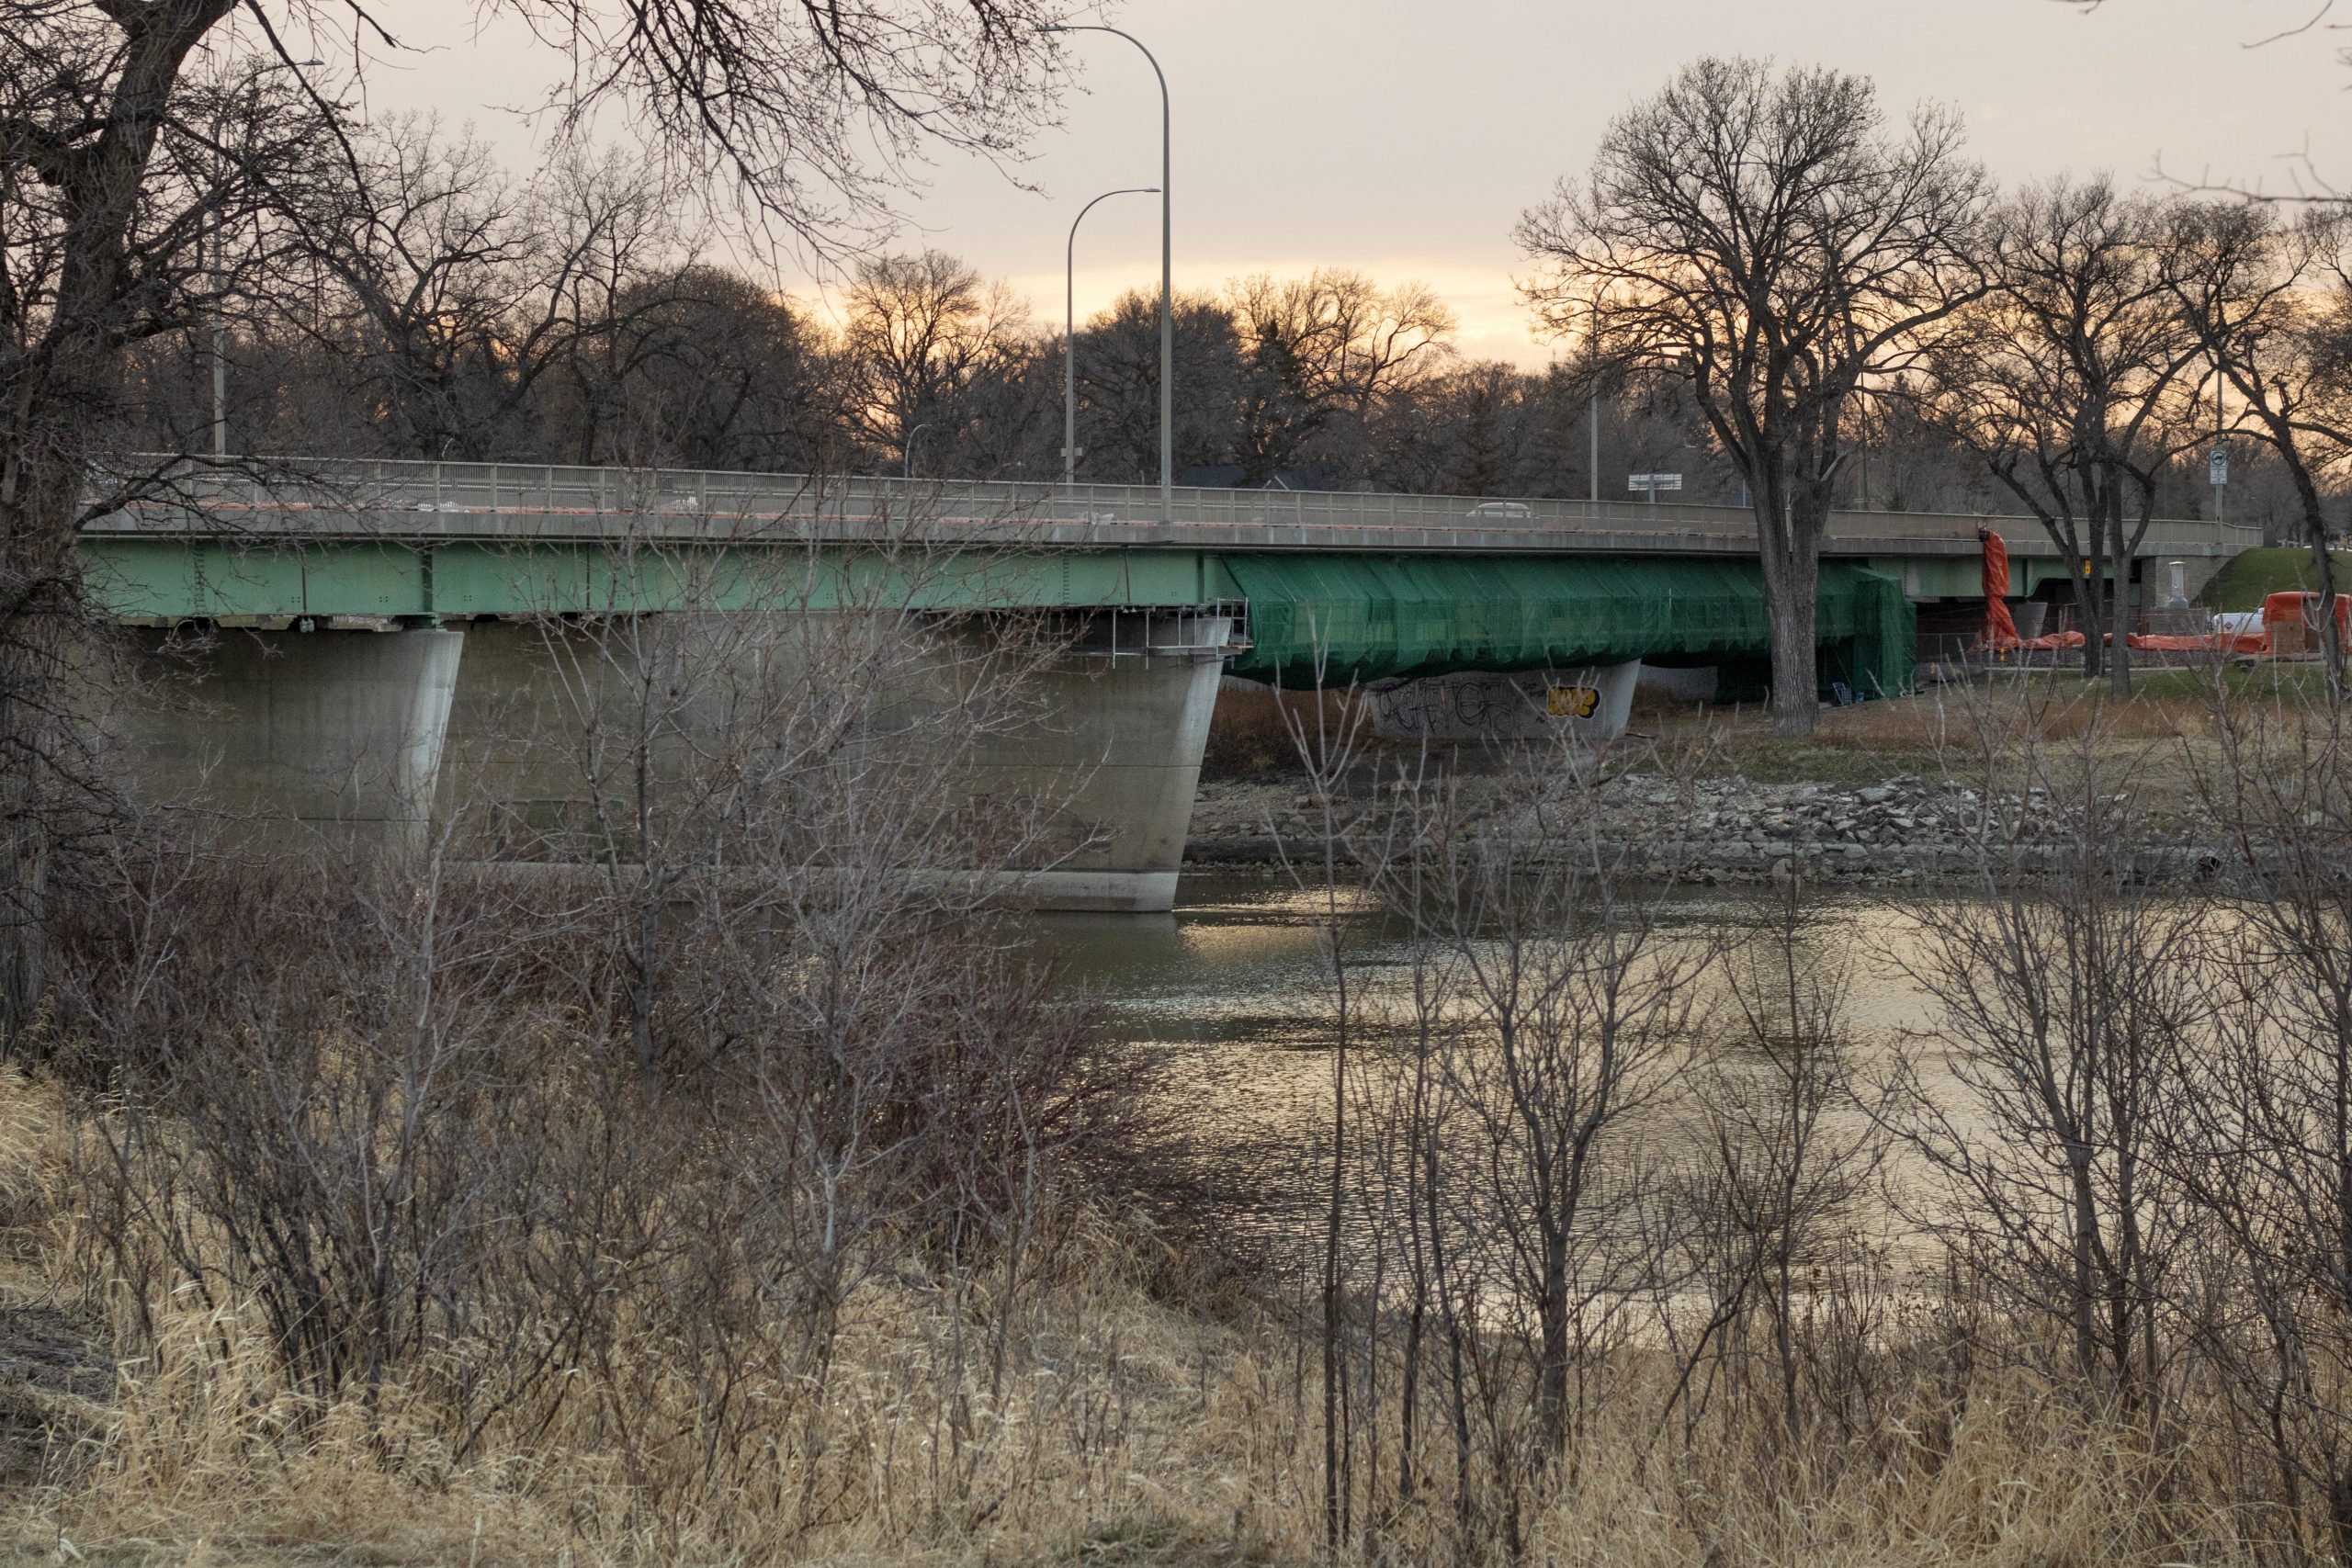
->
1757, 491, 1825, 738
0, 457, 89, 1053
0, 1, 235, 1047
2070, 558, 2104, 682
1537, 1224, 1572, 1453
2289, 467, 2345, 703
2108, 513, 2135, 701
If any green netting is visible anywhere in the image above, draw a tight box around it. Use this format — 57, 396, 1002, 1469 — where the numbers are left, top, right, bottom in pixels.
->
1224, 554, 1914, 698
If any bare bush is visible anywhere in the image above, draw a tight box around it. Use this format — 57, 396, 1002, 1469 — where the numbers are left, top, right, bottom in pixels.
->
1885, 704, 2204, 1414
2168, 700, 2352, 1559
1680, 875, 1888, 1451
37, 547, 1148, 1540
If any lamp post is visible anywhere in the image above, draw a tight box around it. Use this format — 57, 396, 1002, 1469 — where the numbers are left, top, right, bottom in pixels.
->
903, 422, 934, 480
1064, 186, 1157, 492
1587, 292, 1600, 509
1041, 24, 1171, 521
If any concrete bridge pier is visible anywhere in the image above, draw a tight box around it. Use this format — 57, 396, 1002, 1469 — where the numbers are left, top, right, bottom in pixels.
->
969, 610, 1234, 913
429, 608, 1235, 913
1362, 661, 1642, 746
117, 626, 466, 855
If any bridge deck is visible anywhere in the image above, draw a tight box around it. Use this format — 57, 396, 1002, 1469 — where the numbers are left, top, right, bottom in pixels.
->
85, 457, 2253, 562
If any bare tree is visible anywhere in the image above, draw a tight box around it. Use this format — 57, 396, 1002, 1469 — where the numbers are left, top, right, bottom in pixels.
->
1369, 740, 1711, 1496
2173, 701, 2352, 1561
1887, 711, 2202, 1411
840, 249, 1033, 469
2165, 202, 2352, 697
300, 119, 560, 459
1519, 57, 1989, 736
561, 262, 833, 471
1689, 877, 1883, 1449
1931, 175, 2204, 692
1074, 287, 1245, 482
0, 23, 345, 1046
1227, 269, 1456, 482
0, 0, 1075, 1043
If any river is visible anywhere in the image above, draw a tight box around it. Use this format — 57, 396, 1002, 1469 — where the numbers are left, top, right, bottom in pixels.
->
1028, 869, 1969, 1257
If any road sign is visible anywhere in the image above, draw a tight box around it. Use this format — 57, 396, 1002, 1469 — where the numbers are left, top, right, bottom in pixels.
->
2209, 446, 2229, 487
1627, 472, 1684, 492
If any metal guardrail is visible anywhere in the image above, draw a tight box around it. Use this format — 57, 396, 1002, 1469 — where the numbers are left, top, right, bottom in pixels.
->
85, 457, 2262, 558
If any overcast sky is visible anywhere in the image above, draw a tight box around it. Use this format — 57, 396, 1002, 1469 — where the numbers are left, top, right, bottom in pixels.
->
368, 0, 2352, 365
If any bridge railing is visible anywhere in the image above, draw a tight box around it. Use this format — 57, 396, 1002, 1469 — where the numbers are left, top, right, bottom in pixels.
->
93, 456, 2260, 557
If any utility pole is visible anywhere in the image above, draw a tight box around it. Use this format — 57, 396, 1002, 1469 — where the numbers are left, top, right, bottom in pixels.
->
2214, 366, 2228, 525
211, 222, 227, 459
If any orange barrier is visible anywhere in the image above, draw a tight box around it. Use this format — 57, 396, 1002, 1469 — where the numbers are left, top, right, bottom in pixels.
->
1970, 547, 2342, 663
2126, 632, 2251, 653
2256, 591, 2349, 656
1982, 529, 2018, 647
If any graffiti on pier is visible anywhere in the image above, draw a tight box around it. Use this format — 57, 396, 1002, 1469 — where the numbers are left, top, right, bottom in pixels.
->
1363, 663, 1639, 744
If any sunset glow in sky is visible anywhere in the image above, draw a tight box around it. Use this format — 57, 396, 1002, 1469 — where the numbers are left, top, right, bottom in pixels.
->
365, 0, 2352, 365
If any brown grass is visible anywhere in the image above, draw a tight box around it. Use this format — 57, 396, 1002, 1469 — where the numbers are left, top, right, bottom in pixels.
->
0, 1091, 2296, 1568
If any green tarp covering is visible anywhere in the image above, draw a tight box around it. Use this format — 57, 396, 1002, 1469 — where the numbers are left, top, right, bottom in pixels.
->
1223, 554, 1914, 698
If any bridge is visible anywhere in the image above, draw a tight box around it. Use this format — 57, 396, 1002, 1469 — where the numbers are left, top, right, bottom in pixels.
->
83, 457, 2254, 909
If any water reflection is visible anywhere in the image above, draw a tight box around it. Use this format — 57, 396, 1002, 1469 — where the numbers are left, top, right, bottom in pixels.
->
1028, 870, 1962, 1254
1033, 875, 1385, 1053
1037, 870, 1938, 1053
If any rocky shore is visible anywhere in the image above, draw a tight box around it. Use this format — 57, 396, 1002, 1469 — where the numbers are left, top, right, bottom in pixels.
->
1185, 771, 2222, 886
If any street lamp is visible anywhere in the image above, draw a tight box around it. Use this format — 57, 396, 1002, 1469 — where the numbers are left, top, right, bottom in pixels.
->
209, 56, 322, 460
1040, 24, 1171, 521
1587, 292, 1600, 508
904, 421, 934, 480
1063, 186, 1157, 492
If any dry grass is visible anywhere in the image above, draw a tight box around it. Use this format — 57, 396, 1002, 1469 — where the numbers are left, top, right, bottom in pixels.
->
1624, 680, 2245, 795
0, 1083, 2297, 1568
0, 1074, 64, 1258
0, 1309, 2272, 1568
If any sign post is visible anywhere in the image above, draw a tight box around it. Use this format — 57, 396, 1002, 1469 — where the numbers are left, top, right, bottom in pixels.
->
2210, 446, 2228, 524
1627, 472, 1683, 505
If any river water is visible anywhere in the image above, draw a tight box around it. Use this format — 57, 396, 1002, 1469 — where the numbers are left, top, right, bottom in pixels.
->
1028, 870, 1963, 1251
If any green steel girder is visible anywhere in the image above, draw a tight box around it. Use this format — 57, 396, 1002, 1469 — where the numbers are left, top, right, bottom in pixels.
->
82, 535, 2076, 624
84, 539, 1247, 620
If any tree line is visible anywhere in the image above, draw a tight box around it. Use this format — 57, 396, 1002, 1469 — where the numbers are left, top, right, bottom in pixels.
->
118, 110, 2335, 547
107, 119, 1626, 498
104, 62, 2352, 737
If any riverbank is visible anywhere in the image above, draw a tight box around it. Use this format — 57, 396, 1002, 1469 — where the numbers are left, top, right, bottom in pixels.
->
1190, 680, 2247, 886
3, 673, 2345, 1567
1186, 767, 2224, 885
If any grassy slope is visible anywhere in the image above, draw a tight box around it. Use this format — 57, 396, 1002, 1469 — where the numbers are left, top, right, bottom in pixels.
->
2196, 547, 2352, 611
